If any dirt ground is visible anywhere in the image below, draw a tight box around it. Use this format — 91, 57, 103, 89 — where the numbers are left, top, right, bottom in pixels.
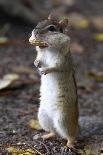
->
0, 1, 103, 155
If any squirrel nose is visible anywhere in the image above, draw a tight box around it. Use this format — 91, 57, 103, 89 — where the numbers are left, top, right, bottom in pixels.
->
32, 29, 39, 37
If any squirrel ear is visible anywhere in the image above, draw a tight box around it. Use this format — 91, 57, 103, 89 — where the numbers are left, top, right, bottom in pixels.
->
48, 12, 59, 22
59, 18, 68, 28
48, 13, 53, 20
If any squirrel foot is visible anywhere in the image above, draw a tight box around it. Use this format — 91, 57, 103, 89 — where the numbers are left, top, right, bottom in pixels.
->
66, 138, 75, 148
41, 132, 55, 140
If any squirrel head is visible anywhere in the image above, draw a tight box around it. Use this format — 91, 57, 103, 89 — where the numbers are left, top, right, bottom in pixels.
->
29, 12, 70, 49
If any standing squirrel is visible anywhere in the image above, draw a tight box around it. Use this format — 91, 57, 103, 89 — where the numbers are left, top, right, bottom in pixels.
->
29, 13, 79, 148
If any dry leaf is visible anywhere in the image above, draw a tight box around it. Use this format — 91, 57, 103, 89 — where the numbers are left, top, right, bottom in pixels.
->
24, 149, 35, 154
0, 79, 12, 90
69, 13, 89, 28
0, 73, 20, 90
29, 119, 41, 130
7, 146, 35, 155
0, 37, 8, 44
93, 33, 103, 42
70, 42, 84, 53
0, 73, 39, 91
86, 71, 103, 82
4, 73, 19, 81
7, 146, 23, 154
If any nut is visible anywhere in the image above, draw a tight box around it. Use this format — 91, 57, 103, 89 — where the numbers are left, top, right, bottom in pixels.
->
29, 37, 48, 47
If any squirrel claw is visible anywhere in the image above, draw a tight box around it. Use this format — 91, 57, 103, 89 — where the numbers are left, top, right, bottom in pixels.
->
34, 59, 41, 68
41, 69, 50, 75
66, 138, 75, 148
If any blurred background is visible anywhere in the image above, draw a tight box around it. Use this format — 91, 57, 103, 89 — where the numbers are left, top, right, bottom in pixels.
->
0, 0, 103, 154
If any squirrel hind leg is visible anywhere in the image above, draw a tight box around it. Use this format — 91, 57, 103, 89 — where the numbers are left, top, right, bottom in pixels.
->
38, 108, 54, 132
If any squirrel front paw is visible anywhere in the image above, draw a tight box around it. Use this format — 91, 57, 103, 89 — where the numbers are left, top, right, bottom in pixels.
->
41, 69, 49, 75
40, 68, 51, 75
34, 59, 41, 68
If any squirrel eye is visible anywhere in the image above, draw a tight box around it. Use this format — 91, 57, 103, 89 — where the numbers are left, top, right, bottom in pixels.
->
48, 25, 56, 32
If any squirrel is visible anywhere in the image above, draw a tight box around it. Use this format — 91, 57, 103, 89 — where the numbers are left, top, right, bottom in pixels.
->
29, 13, 79, 148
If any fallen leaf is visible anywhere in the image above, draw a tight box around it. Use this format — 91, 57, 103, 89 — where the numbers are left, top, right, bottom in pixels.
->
69, 13, 89, 29
24, 149, 35, 154
0, 37, 8, 44
70, 42, 84, 53
0, 72, 40, 91
7, 146, 36, 155
86, 71, 103, 82
7, 146, 23, 154
93, 33, 103, 42
0, 79, 12, 90
0, 73, 20, 91
29, 119, 41, 130
4, 73, 19, 81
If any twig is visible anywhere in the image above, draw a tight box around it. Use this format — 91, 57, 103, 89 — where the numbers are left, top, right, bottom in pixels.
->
34, 139, 50, 154
33, 147, 44, 155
